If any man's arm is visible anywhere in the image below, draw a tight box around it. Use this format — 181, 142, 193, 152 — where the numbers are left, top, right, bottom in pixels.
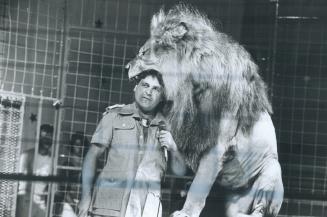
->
18, 150, 34, 195
78, 143, 106, 217
170, 148, 187, 176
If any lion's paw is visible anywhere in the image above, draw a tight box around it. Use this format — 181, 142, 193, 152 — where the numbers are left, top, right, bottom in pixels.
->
252, 203, 264, 217
170, 210, 191, 217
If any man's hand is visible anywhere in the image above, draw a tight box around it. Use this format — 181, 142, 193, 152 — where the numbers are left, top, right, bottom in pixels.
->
158, 130, 187, 175
77, 195, 91, 217
158, 130, 177, 152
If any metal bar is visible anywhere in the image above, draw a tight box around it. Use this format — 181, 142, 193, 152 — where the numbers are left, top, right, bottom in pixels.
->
14, 95, 25, 217
1, 0, 11, 90
10, 92, 58, 101
0, 173, 80, 183
277, 16, 319, 20
21, 0, 32, 95
69, 25, 148, 39
48, 0, 67, 216
28, 93, 43, 217
269, 0, 279, 101
31, 0, 41, 96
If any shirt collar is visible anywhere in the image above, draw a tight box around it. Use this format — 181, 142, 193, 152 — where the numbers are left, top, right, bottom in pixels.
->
117, 103, 139, 118
150, 112, 165, 127
118, 103, 165, 126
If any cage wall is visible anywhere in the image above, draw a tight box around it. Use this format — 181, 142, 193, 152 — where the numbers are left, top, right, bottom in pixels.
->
273, 0, 327, 216
0, 0, 65, 98
0, 0, 326, 217
0, 0, 65, 216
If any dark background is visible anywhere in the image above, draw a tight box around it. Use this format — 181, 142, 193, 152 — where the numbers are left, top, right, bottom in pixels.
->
1, 0, 326, 216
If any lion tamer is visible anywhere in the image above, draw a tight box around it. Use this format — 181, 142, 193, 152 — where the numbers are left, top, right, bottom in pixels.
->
126, 4, 284, 217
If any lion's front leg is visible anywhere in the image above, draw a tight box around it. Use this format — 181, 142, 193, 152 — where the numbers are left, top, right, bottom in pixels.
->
225, 159, 284, 217
171, 144, 225, 217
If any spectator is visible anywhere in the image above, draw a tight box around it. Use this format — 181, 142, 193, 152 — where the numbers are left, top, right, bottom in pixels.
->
17, 124, 54, 217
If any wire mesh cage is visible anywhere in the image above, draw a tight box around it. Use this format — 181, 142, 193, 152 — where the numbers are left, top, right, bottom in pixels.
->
0, 91, 25, 217
0, 0, 326, 216
0, 0, 65, 98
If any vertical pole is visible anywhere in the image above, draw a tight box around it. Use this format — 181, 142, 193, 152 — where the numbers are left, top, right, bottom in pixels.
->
48, 0, 68, 216
13, 96, 25, 217
269, 0, 279, 102
28, 93, 43, 217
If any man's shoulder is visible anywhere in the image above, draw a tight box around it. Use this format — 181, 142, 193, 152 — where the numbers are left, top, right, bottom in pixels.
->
107, 104, 126, 111
102, 103, 137, 116
102, 104, 125, 116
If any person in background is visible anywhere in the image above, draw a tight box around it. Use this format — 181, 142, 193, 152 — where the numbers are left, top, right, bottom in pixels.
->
68, 132, 90, 168
57, 132, 90, 217
17, 124, 54, 217
78, 70, 186, 217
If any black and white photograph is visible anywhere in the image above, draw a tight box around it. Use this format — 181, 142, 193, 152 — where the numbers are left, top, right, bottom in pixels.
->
0, 0, 326, 217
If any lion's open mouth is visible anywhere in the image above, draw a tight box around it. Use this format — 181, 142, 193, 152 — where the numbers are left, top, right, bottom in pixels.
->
128, 68, 162, 81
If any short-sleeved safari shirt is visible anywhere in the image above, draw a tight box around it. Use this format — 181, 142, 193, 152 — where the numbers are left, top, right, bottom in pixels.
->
89, 103, 166, 217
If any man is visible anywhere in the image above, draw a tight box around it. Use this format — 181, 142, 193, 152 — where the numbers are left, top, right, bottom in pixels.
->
17, 124, 54, 217
78, 70, 185, 217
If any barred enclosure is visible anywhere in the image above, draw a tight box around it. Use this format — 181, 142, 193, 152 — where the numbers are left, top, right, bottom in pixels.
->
0, 92, 25, 217
0, 0, 326, 217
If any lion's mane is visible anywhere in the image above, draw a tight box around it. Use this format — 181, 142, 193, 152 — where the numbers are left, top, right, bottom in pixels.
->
150, 5, 272, 171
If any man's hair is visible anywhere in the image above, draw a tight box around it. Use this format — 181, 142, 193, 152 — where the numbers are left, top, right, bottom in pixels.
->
135, 70, 165, 88
40, 124, 54, 134
70, 131, 90, 156
70, 132, 89, 147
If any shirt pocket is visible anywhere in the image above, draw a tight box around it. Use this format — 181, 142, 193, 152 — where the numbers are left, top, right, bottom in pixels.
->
93, 171, 127, 211
112, 117, 136, 148
113, 117, 135, 130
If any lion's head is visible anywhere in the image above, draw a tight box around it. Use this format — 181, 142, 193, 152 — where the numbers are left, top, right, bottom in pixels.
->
126, 4, 272, 171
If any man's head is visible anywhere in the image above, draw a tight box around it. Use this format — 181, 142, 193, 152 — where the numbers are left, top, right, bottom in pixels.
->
133, 70, 165, 115
70, 132, 90, 157
39, 124, 54, 156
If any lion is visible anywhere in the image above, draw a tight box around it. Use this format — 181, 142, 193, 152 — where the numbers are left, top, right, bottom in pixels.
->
126, 4, 284, 217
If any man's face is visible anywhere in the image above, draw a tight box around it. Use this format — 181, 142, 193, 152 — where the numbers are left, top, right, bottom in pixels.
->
72, 139, 83, 155
134, 75, 163, 113
39, 130, 53, 155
